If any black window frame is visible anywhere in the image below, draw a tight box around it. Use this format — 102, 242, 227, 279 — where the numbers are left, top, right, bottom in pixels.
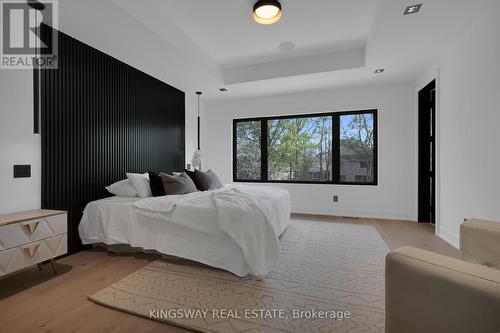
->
233, 109, 378, 186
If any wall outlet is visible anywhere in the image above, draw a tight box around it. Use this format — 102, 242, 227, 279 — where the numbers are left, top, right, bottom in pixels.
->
333, 195, 339, 203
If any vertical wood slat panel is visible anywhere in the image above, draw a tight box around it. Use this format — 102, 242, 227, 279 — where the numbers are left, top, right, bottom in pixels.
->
41, 26, 186, 254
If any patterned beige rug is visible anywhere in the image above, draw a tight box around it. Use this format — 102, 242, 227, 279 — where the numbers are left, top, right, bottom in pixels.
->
89, 220, 389, 332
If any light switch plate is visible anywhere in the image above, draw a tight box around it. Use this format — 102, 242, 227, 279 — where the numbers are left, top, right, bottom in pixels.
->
14, 165, 31, 178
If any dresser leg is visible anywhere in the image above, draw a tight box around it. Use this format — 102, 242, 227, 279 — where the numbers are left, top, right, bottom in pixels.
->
50, 259, 58, 274
37, 263, 43, 271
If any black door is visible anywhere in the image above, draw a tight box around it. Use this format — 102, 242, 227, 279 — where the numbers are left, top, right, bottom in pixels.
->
418, 80, 436, 223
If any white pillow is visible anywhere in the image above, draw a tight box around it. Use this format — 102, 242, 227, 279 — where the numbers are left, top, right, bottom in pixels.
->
126, 172, 152, 198
105, 179, 138, 197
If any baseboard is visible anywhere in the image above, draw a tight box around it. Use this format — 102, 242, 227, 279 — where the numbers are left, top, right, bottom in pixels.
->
291, 212, 415, 224
291, 206, 416, 222
437, 227, 459, 249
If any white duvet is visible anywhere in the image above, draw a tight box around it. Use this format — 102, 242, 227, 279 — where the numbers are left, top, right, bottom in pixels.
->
79, 184, 291, 277
132, 185, 290, 277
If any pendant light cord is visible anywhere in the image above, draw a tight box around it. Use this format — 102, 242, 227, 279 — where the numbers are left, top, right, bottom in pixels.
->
196, 92, 202, 150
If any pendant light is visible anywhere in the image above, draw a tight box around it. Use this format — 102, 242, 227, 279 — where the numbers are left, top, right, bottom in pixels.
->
28, 1, 45, 134
192, 92, 203, 170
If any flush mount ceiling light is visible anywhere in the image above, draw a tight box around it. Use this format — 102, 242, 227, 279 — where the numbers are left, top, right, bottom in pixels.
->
404, 4, 422, 15
374, 69, 385, 73
253, 0, 282, 25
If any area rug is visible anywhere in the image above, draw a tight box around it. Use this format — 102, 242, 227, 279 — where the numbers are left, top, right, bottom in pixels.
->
89, 220, 390, 333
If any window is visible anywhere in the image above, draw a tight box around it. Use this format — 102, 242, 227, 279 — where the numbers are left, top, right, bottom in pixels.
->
234, 120, 262, 181
340, 113, 376, 184
233, 110, 377, 185
268, 116, 332, 182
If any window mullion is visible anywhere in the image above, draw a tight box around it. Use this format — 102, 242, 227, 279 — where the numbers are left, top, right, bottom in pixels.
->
332, 114, 340, 184
232, 119, 237, 182
261, 120, 268, 182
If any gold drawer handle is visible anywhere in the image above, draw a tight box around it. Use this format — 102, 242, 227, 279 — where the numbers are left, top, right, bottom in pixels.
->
22, 244, 40, 258
22, 222, 40, 236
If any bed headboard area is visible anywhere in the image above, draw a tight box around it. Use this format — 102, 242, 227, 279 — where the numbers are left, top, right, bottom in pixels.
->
40, 27, 185, 254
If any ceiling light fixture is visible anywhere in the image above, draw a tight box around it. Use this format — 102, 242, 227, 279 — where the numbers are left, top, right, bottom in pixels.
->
374, 69, 385, 74
403, 4, 422, 15
253, 0, 282, 25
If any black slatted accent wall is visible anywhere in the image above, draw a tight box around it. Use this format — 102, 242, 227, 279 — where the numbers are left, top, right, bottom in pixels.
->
41, 26, 185, 253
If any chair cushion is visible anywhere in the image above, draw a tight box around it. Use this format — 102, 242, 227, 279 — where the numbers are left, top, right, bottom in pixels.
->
461, 219, 500, 270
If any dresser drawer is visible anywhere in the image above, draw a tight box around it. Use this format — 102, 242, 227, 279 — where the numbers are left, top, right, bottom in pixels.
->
0, 234, 67, 276
0, 213, 67, 251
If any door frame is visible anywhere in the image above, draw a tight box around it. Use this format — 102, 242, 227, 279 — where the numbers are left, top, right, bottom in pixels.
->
418, 79, 436, 223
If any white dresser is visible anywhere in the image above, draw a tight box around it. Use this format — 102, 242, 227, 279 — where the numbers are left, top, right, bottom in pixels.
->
0, 210, 67, 277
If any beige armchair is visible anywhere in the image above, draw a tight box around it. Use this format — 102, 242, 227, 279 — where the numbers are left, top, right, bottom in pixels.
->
385, 219, 500, 333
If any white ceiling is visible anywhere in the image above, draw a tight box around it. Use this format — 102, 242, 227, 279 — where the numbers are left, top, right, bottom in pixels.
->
150, 0, 379, 69
87, 0, 496, 101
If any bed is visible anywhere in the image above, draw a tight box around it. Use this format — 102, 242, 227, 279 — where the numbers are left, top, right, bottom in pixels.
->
78, 184, 291, 277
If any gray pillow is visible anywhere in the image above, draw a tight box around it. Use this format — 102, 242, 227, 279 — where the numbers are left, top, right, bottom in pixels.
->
160, 172, 197, 195
194, 169, 223, 191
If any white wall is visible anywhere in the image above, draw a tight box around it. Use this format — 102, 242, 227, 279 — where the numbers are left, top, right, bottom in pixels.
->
425, 5, 500, 247
0, 0, 214, 214
204, 84, 416, 220
0, 71, 41, 214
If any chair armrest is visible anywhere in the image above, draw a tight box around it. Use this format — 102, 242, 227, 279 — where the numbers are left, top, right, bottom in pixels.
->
385, 246, 500, 333
461, 218, 500, 269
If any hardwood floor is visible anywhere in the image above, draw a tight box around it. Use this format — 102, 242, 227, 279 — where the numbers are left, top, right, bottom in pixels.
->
292, 214, 459, 257
0, 216, 458, 333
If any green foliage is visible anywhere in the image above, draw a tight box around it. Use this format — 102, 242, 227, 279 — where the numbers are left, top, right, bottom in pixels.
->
236, 121, 261, 180
268, 116, 331, 181
339, 114, 375, 182
340, 114, 374, 156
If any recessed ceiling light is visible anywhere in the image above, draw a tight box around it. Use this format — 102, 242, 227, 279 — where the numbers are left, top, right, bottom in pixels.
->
403, 4, 422, 15
219, 88, 227, 92
279, 42, 295, 51
253, 0, 282, 25
374, 69, 385, 74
